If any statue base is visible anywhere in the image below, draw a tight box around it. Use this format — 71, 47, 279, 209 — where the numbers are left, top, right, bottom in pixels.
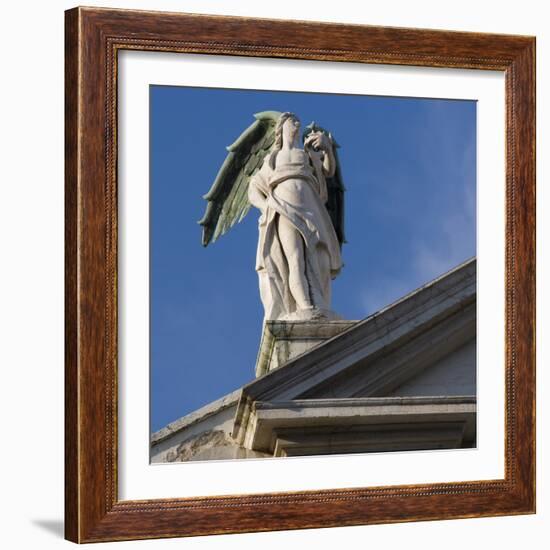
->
279, 307, 342, 322
255, 319, 358, 377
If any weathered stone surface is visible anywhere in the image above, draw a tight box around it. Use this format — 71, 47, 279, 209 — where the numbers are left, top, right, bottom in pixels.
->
166, 430, 231, 462
151, 392, 240, 463
255, 319, 358, 377
165, 429, 268, 462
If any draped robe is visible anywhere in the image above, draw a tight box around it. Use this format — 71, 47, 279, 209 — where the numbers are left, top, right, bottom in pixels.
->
248, 149, 342, 320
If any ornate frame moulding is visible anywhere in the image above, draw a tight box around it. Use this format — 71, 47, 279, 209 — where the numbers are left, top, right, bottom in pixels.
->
65, 6, 535, 543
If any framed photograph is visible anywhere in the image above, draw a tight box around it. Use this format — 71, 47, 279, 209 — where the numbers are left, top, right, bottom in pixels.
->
65, 6, 535, 543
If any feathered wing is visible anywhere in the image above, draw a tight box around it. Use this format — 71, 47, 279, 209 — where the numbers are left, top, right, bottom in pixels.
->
303, 122, 346, 247
198, 111, 281, 246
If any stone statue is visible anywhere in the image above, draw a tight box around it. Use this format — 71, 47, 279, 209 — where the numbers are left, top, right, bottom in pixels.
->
199, 111, 345, 321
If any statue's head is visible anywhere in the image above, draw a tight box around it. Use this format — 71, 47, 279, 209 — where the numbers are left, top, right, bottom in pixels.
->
274, 112, 300, 149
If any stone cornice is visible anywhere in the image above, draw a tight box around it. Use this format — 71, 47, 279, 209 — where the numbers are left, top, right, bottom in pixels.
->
242, 395, 477, 454
151, 389, 241, 446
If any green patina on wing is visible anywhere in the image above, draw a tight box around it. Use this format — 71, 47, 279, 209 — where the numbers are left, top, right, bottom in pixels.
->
303, 122, 347, 247
198, 111, 281, 246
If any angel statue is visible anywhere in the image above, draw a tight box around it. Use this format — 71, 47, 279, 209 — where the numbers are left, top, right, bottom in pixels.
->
199, 111, 345, 321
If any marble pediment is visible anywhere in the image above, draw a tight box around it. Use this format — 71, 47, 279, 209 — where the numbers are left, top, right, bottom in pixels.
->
233, 259, 476, 445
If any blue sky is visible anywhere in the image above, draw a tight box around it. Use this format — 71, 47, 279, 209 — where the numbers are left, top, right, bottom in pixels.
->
150, 85, 476, 433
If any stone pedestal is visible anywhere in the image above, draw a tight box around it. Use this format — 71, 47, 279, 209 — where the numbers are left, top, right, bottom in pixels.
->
255, 320, 358, 377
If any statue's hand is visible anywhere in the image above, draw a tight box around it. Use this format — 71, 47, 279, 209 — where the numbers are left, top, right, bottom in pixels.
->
304, 131, 332, 152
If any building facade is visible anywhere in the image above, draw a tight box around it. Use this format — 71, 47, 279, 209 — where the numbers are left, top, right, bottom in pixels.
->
151, 259, 476, 462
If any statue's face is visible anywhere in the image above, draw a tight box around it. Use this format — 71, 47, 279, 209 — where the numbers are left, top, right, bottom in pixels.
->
282, 116, 300, 145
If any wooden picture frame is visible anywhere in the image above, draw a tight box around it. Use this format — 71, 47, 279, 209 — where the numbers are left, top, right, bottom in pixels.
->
65, 6, 536, 543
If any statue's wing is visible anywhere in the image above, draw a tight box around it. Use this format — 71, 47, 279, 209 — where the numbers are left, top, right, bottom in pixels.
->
303, 122, 347, 247
198, 110, 281, 246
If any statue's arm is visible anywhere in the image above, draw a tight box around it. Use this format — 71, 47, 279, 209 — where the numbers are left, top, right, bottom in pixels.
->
304, 132, 336, 177
248, 176, 267, 212
318, 170, 329, 204
320, 137, 336, 178
248, 156, 274, 212
305, 150, 329, 204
